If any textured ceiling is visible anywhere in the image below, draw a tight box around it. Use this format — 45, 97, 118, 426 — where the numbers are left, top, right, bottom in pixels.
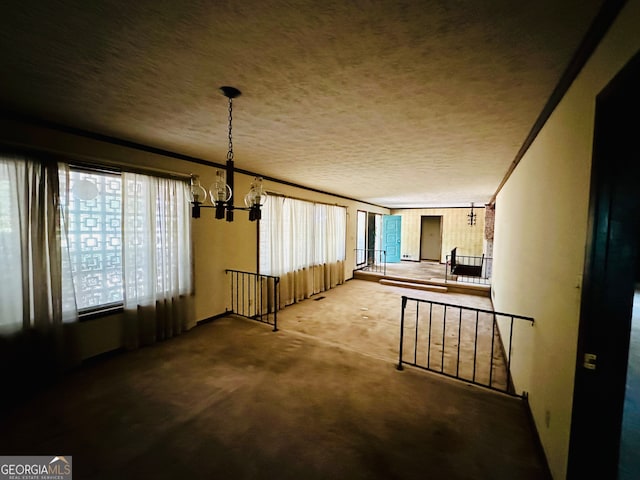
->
0, 0, 604, 207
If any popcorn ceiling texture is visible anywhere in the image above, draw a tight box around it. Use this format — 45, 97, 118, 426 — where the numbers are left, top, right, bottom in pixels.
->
0, 0, 603, 207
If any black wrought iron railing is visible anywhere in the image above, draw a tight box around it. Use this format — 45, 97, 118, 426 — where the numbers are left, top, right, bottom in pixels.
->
445, 254, 493, 285
354, 249, 387, 274
397, 296, 534, 397
225, 270, 280, 331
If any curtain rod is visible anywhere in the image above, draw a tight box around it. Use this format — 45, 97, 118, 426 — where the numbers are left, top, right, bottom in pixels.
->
1, 140, 192, 181
266, 190, 348, 209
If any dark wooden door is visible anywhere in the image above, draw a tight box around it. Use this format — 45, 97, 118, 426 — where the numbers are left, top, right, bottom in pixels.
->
568, 50, 640, 478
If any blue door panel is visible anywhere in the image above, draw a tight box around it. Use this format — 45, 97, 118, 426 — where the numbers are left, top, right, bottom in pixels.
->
383, 215, 401, 263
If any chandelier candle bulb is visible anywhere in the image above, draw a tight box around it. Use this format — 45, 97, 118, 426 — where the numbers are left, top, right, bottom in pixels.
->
189, 176, 207, 203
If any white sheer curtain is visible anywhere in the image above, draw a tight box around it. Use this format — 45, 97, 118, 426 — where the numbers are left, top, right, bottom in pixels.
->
0, 153, 77, 335
122, 172, 193, 348
260, 196, 346, 307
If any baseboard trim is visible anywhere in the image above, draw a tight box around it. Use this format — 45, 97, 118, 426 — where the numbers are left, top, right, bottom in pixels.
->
522, 393, 554, 480
196, 312, 229, 325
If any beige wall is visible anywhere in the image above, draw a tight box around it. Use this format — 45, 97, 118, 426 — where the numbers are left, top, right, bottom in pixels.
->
0, 117, 388, 361
391, 207, 485, 262
492, 1, 640, 478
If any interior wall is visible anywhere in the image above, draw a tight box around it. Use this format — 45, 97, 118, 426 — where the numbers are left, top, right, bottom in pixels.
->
391, 207, 485, 262
491, 1, 640, 478
0, 117, 388, 364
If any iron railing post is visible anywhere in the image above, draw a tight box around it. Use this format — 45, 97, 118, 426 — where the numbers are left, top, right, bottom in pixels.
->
507, 315, 515, 394
397, 296, 408, 370
441, 306, 447, 373
489, 313, 496, 388
413, 301, 420, 365
382, 250, 386, 275
273, 277, 279, 332
445, 255, 450, 283
456, 308, 462, 377
427, 303, 433, 369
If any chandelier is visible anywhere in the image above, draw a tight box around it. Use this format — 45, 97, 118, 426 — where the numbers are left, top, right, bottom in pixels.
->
467, 203, 477, 226
189, 86, 267, 222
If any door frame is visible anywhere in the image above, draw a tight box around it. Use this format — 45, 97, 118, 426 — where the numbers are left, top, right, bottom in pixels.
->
419, 215, 443, 261
567, 49, 640, 478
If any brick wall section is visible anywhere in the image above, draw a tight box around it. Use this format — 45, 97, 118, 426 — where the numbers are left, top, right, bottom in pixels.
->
484, 203, 495, 240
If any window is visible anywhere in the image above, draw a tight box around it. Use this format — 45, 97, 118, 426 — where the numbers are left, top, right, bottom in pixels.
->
62, 166, 195, 314
374, 213, 383, 252
355, 210, 383, 267
259, 196, 346, 276
356, 210, 366, 266
0, 153, 192, 336
63, 169, 124, 311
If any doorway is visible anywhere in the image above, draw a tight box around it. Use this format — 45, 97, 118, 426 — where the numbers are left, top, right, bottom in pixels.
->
567, 50, 640, 478
420, 216, 442, 261
356, 211, 383, 267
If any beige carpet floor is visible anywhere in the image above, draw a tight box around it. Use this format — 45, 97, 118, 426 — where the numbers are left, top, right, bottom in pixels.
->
0, 279, 549, 479
382, 260, 449, 282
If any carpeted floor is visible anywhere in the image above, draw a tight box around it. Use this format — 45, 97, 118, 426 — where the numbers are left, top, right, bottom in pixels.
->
383, 260, 449, 282
0, 280, 549, 479
276, 279, 508, 390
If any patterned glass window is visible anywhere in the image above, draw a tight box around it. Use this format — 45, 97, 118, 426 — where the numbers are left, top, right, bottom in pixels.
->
65, 169, 123, 310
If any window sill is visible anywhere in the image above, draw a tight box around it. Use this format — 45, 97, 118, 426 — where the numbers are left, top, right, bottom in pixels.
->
78, 303, 124, 322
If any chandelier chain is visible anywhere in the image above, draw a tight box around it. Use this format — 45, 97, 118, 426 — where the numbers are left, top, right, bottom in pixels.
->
227, 97, 234, 161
